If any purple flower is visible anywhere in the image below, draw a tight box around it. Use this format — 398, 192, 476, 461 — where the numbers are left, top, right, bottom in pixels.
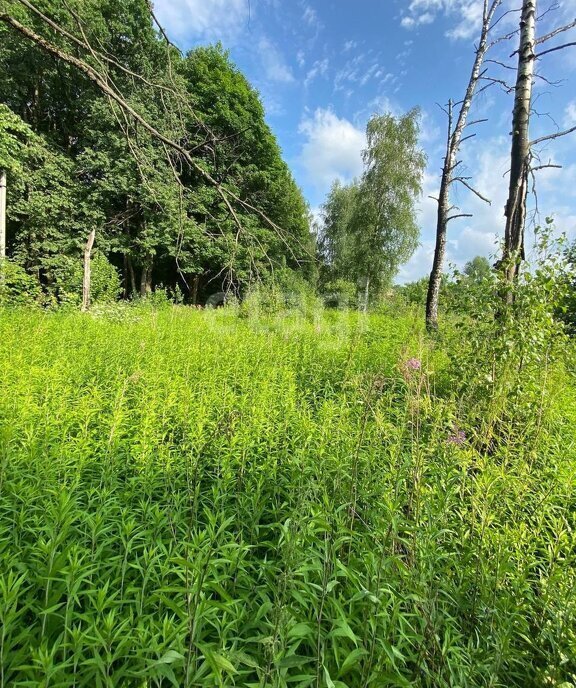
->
404, 358, 421, 371
447, 429, 466, 446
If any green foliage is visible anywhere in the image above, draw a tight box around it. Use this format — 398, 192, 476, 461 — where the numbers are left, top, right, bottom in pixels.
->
0, 258, 41, 305
0, 9, 313, 304
400, 255, 495, 314
44, 252, 122, 306
559, 237, 576, 333
322, 277, 359, 309
440, 228, 572, 454
0, 301, 575, 686
397, 275, 429, 306
318, 110, 425, 305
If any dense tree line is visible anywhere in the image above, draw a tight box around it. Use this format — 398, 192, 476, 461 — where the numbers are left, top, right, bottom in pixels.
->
0, 0, 313, 304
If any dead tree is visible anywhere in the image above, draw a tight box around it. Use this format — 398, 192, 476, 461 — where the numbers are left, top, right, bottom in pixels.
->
81, 229, 96, 311
501, 0, 576, 292
501, 0, 537, 289
426, 0, 501, 331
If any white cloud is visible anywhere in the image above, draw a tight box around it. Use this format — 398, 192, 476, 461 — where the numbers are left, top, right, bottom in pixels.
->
397, 241, 435, 282
258, 37, 295, 83
297, 50, 306, 68
399, 0, 517, 41
446, 1, 485, 39
298, 108, 365, 189
565, 101, 576, 127
304, 58, 329, 87
302, 5, 319, 26
344, 40, 358, 52
334, 52, 389, 93
152, 0, 248, 43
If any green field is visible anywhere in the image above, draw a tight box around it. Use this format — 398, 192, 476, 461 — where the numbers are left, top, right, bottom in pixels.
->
1, 306, 575, 687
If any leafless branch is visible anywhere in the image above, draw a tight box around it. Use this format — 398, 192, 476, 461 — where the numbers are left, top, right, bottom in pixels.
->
536, 18, 576, 45
489, 7, 522, 33
485, 58, 516, 70
530, 125, 576, 146
147, 1, 181, 51
533, 72, 564, 87
530, 163, 562, 171
447, 213, 473, 221
465, 118, 489, 127
536, 41, 576, 58
479, 75, 515, 92
454, 177, 492, 204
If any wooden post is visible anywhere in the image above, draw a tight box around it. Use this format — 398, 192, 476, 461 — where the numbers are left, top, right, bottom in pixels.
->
82, 229, 96, 311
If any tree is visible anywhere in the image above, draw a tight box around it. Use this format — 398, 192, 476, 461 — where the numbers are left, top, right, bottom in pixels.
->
318, 180, 360, 282
463, 255, 492, 283
0, 1, 313, 303
501, 0, 576, 293
501, 0, 536, 290
357, 109, 425, 305
426, 0, 501, 330
318, 110, 425, 308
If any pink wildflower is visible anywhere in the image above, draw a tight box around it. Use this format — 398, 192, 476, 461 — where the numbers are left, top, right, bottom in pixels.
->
447, 429, 466, 446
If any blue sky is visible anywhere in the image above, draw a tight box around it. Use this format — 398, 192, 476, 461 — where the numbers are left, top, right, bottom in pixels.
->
154, 0, 576, 282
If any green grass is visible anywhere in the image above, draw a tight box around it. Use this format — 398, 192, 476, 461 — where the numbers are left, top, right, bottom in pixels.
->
0, 305, 575, 687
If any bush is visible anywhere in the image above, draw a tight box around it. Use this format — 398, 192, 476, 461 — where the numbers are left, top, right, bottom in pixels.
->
0, 259, 41, 306
48, 251, 122, 305
321, 278, 358, 309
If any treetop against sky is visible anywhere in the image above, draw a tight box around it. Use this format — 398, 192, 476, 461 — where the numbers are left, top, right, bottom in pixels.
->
154, 0, 576, 281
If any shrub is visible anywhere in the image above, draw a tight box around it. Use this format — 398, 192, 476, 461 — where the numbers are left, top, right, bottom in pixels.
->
0, 259, 41, 306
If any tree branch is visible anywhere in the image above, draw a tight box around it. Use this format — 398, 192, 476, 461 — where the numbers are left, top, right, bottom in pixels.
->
0, 10, 291, 254
535, 41, 576, 58
530, 125, 576, 146
447, 213, 473, 222
530, 163, 562, 171
454, 177, 492, 204
536, 18, 576, 45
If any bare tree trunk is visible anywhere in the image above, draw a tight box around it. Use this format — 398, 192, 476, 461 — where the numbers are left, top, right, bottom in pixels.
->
0, 169, 6, 260
362, 276, 370, 313
81, 229, 96, 312
140, 261, 153, 297
502, 0, 536, 291
426, 103, 453, 331
127, 255, 136, 297
191, 275, 199, 305
426, 0, 500, 330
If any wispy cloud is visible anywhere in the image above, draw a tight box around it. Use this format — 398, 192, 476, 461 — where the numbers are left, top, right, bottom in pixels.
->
565, 100, 576, 127
302, 4, 319, 26
334, 52, 389, 93
398, 0, 513, 41
304, 58, 329, 87
152, 0, 248, 43
258, 36, 295, 83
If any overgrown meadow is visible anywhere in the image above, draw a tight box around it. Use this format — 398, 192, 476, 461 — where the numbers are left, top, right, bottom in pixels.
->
1, 303, 576, 687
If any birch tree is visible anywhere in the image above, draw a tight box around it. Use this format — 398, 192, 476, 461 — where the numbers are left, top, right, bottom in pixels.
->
501, 0, 576, 292
426, 0, 501, 330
